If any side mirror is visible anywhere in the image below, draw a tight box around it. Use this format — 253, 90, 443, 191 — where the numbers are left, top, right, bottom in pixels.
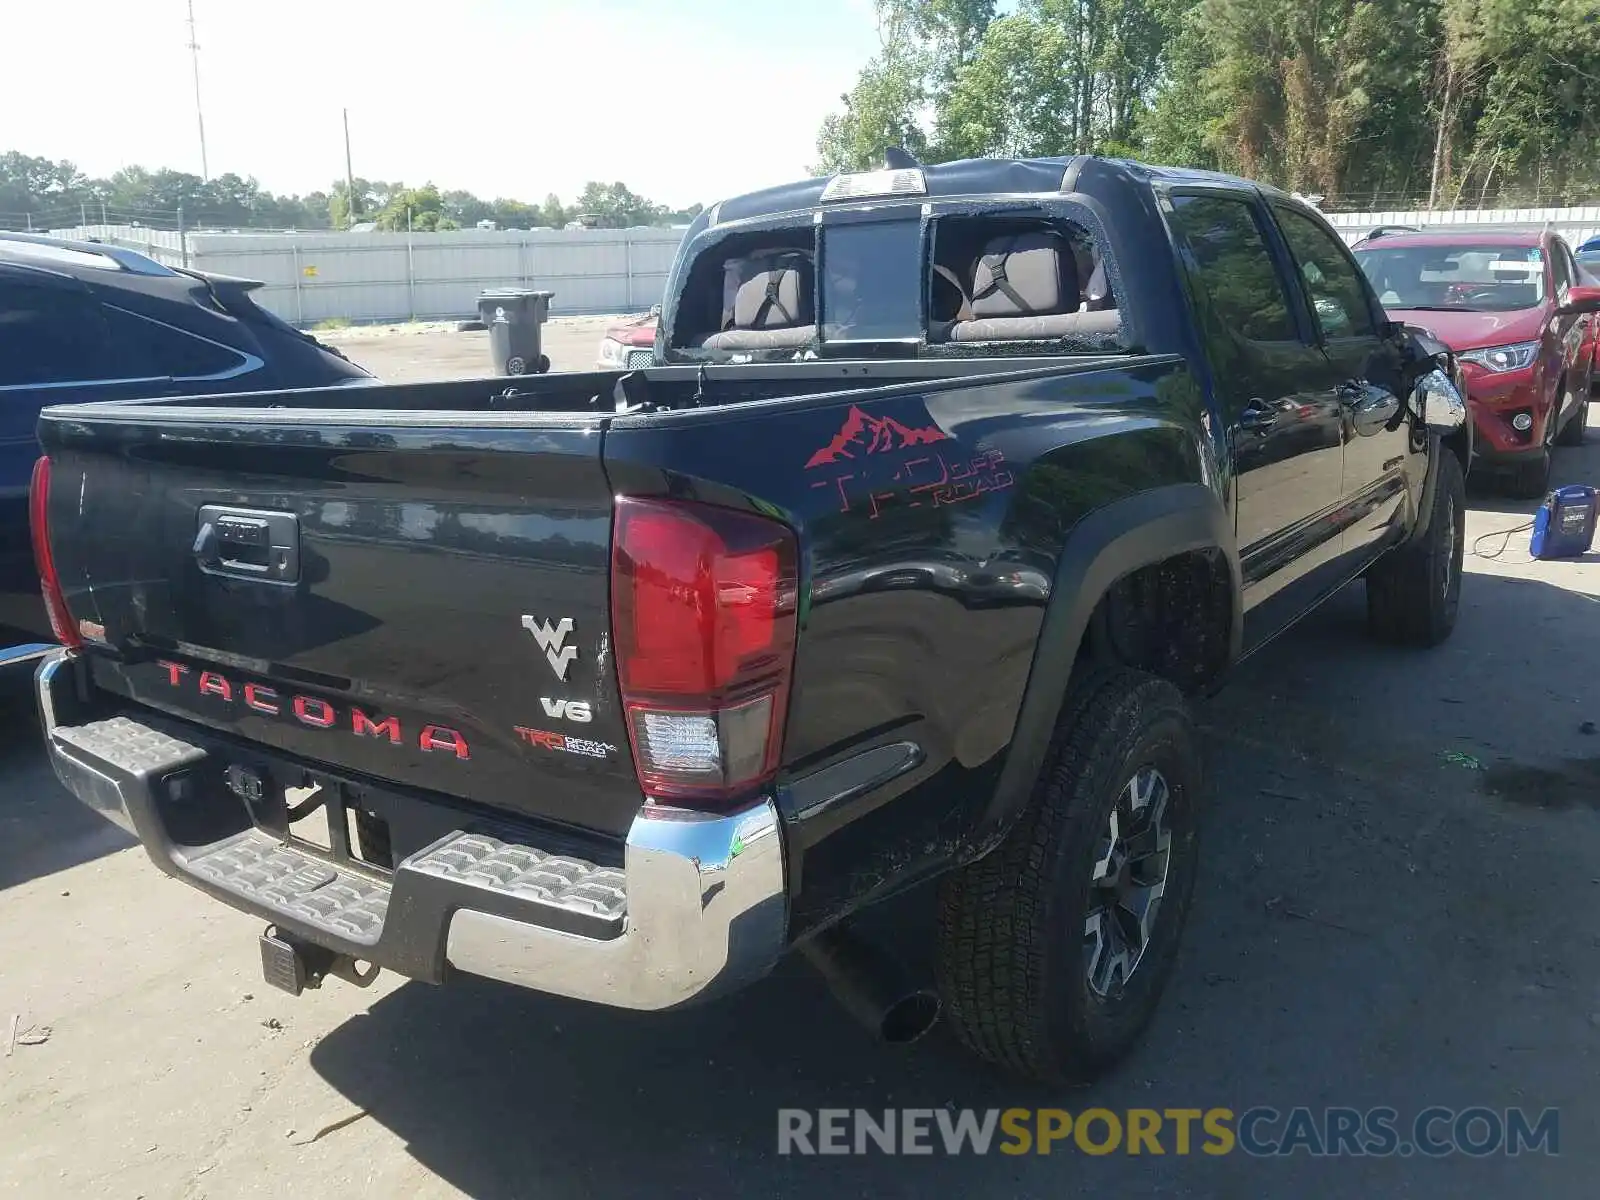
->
1558, 284, 1600, 317
1413, 368, 1467, 434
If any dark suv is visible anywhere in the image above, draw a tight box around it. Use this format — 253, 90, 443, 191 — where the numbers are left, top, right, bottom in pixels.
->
0, 233, 372, 643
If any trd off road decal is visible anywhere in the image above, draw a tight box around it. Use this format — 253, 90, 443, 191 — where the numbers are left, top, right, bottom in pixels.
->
803, 404, 1015, 520
804, 405, 951, 467
515, 726, 616, 760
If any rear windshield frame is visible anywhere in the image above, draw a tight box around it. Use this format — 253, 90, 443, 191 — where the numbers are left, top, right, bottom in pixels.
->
661, 195, 1133, 365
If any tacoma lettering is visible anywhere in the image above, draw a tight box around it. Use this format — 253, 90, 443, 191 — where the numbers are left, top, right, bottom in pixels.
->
153, 663, 470, 757
294, 696, 336, 728
198, 672, 233, 701
352, 710, 402, 744
243, 683, 279, 714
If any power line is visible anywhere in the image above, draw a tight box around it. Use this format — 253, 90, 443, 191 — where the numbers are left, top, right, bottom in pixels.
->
187, 0, 209, 181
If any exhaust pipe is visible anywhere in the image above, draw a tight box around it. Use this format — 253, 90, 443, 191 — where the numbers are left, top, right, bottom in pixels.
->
799, 924, 941, 1045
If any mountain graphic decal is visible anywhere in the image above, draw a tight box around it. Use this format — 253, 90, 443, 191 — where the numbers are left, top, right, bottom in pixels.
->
804, 405, 951, 468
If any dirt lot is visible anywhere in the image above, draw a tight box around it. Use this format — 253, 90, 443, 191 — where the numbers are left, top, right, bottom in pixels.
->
317, 315, 627, 382
3, 334, 1600, 1197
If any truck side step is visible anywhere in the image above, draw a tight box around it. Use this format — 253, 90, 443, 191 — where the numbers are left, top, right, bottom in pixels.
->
407, 832, 627, 927
43, 700, 638, 990
183, 830, 391, 945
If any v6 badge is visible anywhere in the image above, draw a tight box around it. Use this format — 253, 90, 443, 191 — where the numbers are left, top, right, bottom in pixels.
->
541, 698, 592, 724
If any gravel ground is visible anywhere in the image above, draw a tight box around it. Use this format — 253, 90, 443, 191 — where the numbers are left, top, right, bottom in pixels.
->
3, 348, 1599, 1197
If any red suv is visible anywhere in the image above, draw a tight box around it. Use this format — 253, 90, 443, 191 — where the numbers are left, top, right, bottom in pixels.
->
1354, 230, 1600, 496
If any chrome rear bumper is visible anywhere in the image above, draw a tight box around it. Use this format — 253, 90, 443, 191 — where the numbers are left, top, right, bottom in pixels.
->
37, 650, 787, 1009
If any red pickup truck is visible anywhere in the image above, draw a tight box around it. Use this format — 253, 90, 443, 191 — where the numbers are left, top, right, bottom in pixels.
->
595, 309, 659, 371
1353, 229, 1599, 496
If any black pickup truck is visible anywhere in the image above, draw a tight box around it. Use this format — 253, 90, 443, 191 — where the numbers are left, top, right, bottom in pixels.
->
32, 155, 1469, 1083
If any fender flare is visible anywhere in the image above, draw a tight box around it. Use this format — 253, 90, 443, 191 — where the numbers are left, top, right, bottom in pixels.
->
964, 482, 1240, 858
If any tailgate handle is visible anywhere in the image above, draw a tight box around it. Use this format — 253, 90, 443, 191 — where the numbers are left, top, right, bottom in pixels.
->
194, 505, 301, 584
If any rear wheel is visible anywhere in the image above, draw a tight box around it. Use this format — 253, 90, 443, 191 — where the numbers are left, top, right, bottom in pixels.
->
1366, 448, 1466, 647
937, 668, 1201, 1084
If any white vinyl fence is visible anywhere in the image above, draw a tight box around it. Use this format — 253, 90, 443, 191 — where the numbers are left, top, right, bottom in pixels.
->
47, 224, 688, 326
48, 204, 1600, 328
1324, 207, 1600, 249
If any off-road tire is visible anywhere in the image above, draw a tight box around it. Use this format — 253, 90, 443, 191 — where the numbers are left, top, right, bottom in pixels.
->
1366, 448, 1466, 647
936, 668, 1201, 1084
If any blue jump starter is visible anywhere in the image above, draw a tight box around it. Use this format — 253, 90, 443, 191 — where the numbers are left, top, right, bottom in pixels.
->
1531, 484, 1599, 559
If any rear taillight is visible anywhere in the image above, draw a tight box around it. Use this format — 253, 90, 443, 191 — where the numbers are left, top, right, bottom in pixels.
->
29, 456, 82, 650
611, 497, 798, 808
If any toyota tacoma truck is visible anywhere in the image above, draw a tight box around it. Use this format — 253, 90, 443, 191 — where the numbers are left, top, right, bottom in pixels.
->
31, 154, 1468, 1083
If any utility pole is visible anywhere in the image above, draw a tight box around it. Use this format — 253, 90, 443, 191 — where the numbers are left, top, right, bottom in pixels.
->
187, 0, 209, 181
343, 108, 357, 230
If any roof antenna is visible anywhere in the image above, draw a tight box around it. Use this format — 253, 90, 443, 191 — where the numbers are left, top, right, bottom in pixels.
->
882, 146, 921, 171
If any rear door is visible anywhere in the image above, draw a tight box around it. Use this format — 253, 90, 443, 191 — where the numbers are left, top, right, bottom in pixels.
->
1163, 190, 1346, 646
1268, 202, 1411, 567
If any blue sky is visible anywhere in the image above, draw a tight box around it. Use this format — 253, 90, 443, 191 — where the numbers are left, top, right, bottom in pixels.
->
3, 0, 885, 208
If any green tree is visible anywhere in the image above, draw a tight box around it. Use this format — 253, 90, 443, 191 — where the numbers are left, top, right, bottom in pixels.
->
329, 178, 381, 228
443, 189, 493, 226
1136, 1, 1218, 167
539, 193, 569, 228
573, 181, 662, 227
821, 0, 1188, 170
813, 1, 930, 173
937, 13, 1076, 159
886, 0, 996, 87
373, 183, 459, 231
487, 198, 541, 228
0, 152, 93, 225
1436, 0, 1600, 206
663, 201, 706, 224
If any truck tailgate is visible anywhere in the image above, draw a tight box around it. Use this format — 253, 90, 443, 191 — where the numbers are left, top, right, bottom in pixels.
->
40, 411, 641, 838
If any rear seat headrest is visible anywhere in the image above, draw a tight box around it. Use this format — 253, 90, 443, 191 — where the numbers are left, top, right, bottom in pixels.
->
970, 232, 1078, 319
724, 251, 814, 330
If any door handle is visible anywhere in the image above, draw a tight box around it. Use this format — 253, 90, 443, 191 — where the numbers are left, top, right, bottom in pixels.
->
194, 505, 301, 584
1342, 379, 1402, 430
1239, 399, 1277, 433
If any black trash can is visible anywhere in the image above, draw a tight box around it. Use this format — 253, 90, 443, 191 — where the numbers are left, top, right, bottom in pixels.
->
477, 288, 554, 375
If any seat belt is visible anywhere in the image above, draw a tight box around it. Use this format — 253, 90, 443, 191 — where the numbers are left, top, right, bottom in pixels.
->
973, 240, 1036, 315
751, 254, 800, 328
